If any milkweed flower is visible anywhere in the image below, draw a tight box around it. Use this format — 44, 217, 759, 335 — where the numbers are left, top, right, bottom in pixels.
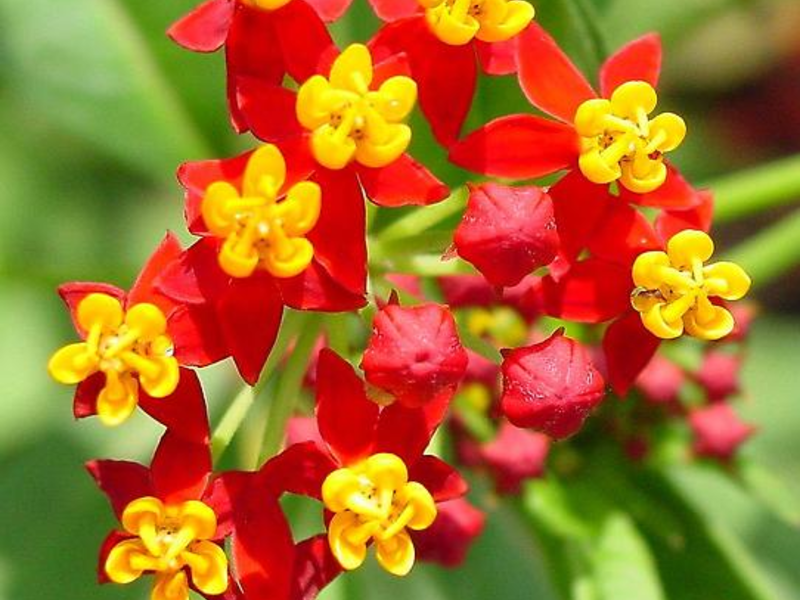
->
450, 22, 698, 208
369, 0, 535, 145
168, 0, 335, 131
260, 349, 469, 587
236, 43, 450, 208
48, 235, 224, 430
157, 142, 367, 384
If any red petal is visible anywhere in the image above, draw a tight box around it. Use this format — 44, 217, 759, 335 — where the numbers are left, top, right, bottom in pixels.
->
226, 6, 286, 132
369, 18, 475, 146
58, 282, 126, 336
237, 80, 303, 142
156, 239, 230, 307
603, 311, 660, 396
127, 233, 183, 308
97, 530, 131, 584
548, 170, 612, 263
375, 392, 449, 464
517, 22, 596, 122
316, 349, 379, 464
201, 473, 242, 540
367, 0, 419, 21
541, 258, 631, 323
449, 114, 578, 179
168, 303, 229, 367
600, 33, 662, 98
73, 373, 104, 419
259, 441, 336, 499
357, 154, 449, 207
655, 189, 714, 243
454, 183, 559, 287
219, 277, 284, 385
307, 167, 367, 296
167, 0, 234, 52
86, 459, 152, 519
500, 330, 605, 439
139, 368, 210, 444
587, 202, 660, 267
273, 0, 335, 79
408, 455, 467, 502
229, 476, 295, 600
619, 163, 701, 209
151, 430, 211, 503
276, 260, 366, 312
303, 0, 352, 21
476, 38, 518, 75
291, 535, 343, 600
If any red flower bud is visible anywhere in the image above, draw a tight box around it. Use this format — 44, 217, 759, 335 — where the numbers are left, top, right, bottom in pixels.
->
482, 421, 550, 494
500, 330, 606, 439
361, 303, 468, 408
689, 403, 755, 461
696, 351, 741, 402
413, 498, 485, 567
454, 183, 559, 287
636, 355, 685, 405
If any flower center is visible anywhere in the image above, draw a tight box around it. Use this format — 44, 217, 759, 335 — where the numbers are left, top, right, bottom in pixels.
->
322, 453, 437, 576
47, 293, 179, 426
419, 0, 534, 46
296, 44, 417, 170
105, 497, 228, 600
202, 144, 321, 279
631, 230, 751, 340
574, 81, 686, 193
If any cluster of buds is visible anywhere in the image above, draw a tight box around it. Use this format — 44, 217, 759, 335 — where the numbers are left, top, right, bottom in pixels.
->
46, 0, 758, 598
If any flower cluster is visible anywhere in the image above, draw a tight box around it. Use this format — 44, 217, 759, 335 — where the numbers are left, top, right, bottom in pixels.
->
48, 1, 757, 598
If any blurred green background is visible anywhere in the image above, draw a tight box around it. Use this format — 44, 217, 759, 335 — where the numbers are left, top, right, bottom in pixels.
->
1, 0, 799, 598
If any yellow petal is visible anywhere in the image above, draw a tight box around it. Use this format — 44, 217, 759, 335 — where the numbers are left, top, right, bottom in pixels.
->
579, 147, 622, 185
364, 453, 409, 491
642, 304, 684, 339
125, 303, 168, 340
243, 144, 286, 198
476, 0, 535, 43
631, 251, 670, 289
121, 496, 165, 537
105, 539, 149, 584
278, 181, 321, 236
667, 229, 714, 268
219, 236, 260, 278
427, 9, 480, 46
177, 501, 218, 541
375, 530, 415, 576
139, 357, 180, 399
703, 261, 751, 301
374, 76, 417, 123
152, 570, 190, 600
574, 98, 612, 137
48, 342, 97, 384
649, 113, 686, 152
201, 181, 239, 234
399, 482, 437, 530
262, 238, 315, 279
328, 512, 368, 571
684, 305, 734, 341
322, 468, 363, 513
77, 293, 124, 332
297, 75, 334, 130
354, 123, 411, 168
311, 127, 358, 170
185, 541, 228, 595
619, 158, 667, 194
609, 81, 657, 119
97, 372, 139, 426
330, 44, 373, 92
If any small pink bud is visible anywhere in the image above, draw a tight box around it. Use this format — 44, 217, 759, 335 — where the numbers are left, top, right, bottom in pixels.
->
696, 351, 741, 401
413, 498, 485, 567
636, 355, 685, 405
482, 421, 550, 494
689, 403, 755, 461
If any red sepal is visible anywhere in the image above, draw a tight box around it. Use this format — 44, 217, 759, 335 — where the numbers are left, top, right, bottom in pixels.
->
169, 303, 229, 367
619, 163, 700, 209
73, 373, 105, 419
476, 38, 518, 76
167, 0, 234, 53
86, 459, 153, 519
235, 81, 304, 142
273, 1, 336, 82
548, 170, 611, 263
369, 18, 476, 146
357, 154, 449, 207
449, 114, 578, 179
408, 455, 468, 502
128, 232, 184, 311
599, 33, 662, 98
276, 261, 367, 312
454, 183, 559, 287
150, 431, 212, 504
655, 190, 714, 243
291, 535, 343, 600
516, 22, 596, 122
374, 393, 449, 464
316, 349, 379, 465
58, 282, 126, 336
501, 330, 606, 439
138, 368, 210, 444
156, 239, 230, 306
541, 259, 631, 323
97, 530, 132, 584
219, 277, 284, 385
603, 311, 661, 396
259, 441, 336, 499
587, 202, 660, 267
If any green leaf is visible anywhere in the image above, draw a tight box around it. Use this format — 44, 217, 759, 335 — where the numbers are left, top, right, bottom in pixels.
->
737, 459, 800, 527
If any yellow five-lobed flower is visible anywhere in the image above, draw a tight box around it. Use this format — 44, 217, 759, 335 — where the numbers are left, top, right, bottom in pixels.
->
48, 293, 179, 426
322, 453, 437, 577
631, 230, 751, 340
419, 0, 534, 46
575, 81, 686, 193
105, 497, 228, 600
296, 44, 417, 170
202, 144, 321, 279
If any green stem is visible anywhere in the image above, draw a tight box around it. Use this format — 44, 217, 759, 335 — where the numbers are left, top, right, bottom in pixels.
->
259, 314, 323, 461
709, 153, 800, 223
724, 209, 800, 288
375, 189, 466, 242
564, 0, 610, 68
210, 311, 303, 462
325, 313, 350, 357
